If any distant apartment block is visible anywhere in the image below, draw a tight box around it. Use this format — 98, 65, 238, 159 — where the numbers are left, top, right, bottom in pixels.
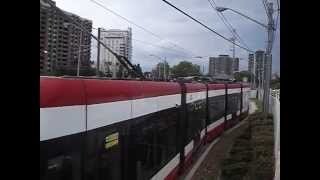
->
40, 0, 92, 74
99, 28, 132, 78
255, 50, 265, 82
233, 58, 239, 72
248, 53, 254, 74
209, 55, 234, 79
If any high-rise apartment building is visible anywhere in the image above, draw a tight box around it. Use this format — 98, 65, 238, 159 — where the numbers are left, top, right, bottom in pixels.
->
255, 50, 265, 84
248, 53, 254, 74
209, 55, 234, 79
40, 0, 92, 74
99, 28, 132, 78
233, 58, 239, 72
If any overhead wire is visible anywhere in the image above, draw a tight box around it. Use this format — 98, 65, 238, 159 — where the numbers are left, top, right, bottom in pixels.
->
208, 0, 251, 50
132, 38, 192, 58
93, 26, 197, 60
161, 0, 253, 53
93, 26, 179, 55
89, 0, 197, 57
262, 0, 271, 20
207, 0, 235, 37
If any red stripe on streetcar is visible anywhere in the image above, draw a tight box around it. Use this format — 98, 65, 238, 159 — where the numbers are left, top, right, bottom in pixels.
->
227, 83, 242, 89
41, 77, 182, 107
84, 79, 142, 104
85, 80, 181, 104
140, 81, 181, 98
40, 77, 86, 108
207, 83, 226, 90
185, 83, 206, 93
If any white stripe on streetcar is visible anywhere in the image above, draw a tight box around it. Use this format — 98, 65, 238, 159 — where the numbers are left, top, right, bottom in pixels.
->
40, 105, 86, 141
184, 140, 194, 156
208, 89, 225, 97
201, 129, 206, 139
228, 88, 241, 94
186, 91, 206, 103
87, 100, 132, 131
150, 153, 180, 180
41, 94, 181, 141
207, 117, 225, 132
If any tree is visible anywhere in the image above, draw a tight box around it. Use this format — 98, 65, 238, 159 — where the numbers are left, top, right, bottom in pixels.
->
234, 70, 251, 82
170, 61, 201, 78
131, 64, 143, 78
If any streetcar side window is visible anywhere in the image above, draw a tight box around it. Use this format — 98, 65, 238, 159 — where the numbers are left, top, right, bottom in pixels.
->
228, 93, 239, 114
187, 100, 206, 142
208, 95, 225, 124
131, 109, 179, 180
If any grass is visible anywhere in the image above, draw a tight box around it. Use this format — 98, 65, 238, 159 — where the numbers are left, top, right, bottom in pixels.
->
219, 112, 274, 180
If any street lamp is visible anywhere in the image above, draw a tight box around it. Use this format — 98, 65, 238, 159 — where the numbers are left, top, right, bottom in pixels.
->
215, 7, 269, 30
216, 4, 276, 113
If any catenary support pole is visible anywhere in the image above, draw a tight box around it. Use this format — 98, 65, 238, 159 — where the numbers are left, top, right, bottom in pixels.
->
263, 2, 274, 113
96, 28, 101, 76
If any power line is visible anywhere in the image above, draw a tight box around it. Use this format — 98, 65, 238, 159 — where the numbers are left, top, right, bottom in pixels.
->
208, 0, 251, 50
89, 0, 162, 39
262, 0, 271, 20
161, 0, 253, 53
207, 0, 234, 37
93, 27, 194, 59
132, 38, 192, 58
89, 0, 196, 57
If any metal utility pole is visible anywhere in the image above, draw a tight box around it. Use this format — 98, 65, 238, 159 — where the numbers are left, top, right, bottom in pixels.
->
232, 31, 236, 60
96, 28, 101, 76
158, 64, 160, 80
164, 57, 167, 81
163, 59, 165, 81
230, 31, 236, 79
203, 65, 205, 75
263, 2, 275, 113
215, 5, 276, 112
77, 31, 83, 76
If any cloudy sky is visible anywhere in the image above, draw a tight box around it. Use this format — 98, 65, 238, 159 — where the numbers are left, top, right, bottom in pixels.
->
54, 0, 280, 74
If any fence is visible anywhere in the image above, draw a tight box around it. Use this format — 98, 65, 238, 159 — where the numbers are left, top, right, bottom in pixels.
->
256, 88, 280, 180
270, 95, 280, 180
271, 89, 280, 100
